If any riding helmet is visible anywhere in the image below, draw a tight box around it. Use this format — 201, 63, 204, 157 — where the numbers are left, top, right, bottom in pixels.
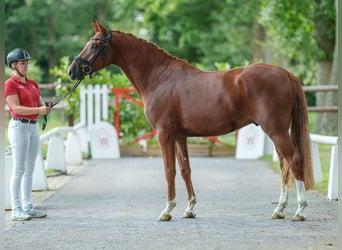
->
6, 48, 31, 68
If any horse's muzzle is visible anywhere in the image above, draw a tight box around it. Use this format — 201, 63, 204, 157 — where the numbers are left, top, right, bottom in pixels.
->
68, 61, 85, 81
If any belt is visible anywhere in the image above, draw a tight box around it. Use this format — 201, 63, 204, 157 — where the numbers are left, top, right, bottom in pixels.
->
13, 118, 38, 124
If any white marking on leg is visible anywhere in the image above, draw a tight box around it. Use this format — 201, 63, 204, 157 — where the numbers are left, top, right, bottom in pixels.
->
158, 199, 176, 221
293, 180, 307, 221
183, 195, 197, 218
272, 185, 288, 219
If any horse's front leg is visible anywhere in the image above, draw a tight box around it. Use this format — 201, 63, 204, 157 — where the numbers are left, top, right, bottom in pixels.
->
176, 137, 197, 219
157, 129, 177, 221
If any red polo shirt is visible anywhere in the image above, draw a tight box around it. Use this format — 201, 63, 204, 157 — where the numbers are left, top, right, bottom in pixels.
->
5, 75, 41, 120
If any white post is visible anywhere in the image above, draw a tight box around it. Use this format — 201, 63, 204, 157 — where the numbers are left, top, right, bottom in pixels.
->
102, 85, 109, 120
75, 122, 89, 154
80, 85, 86, 125
32, 149, 48, 191
94, 84, 101, 123
87, 85, 94, 128
5, 154, 12, 210
45, 134, 67, 173
327, 145, 338, 201
311, 141, 323, 183
65, 132, 83, 165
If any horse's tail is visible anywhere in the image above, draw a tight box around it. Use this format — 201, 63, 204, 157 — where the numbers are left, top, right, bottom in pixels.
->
289, 76, 315, 190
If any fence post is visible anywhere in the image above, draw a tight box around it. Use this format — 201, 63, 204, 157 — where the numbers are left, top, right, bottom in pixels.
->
94, 84, 101, 124
311, 141, 323, 183
87, 85, 94, 128
327, 145, 338, 201
65, 132, 83, 165
45, 134, 67, 173
102, 85, 109, 120
32, 148, 48, 191
80, 85, 86, 125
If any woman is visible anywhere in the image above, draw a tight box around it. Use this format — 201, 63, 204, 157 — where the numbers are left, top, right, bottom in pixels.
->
5, 48, 52, 221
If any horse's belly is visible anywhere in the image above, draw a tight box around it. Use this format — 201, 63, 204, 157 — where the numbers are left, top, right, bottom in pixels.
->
179, 115, 248, 137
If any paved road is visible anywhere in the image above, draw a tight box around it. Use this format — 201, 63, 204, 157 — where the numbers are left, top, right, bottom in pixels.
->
5, 157, 338, 250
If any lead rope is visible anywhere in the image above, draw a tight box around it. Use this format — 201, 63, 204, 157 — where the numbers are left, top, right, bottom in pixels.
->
42, 79, 82, 130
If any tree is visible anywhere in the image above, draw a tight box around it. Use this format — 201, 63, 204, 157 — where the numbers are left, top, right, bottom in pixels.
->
6, 0, 337, 135
313, 0, 337, 135
137, 0, 263, 68
5, 0, 119, 81
260, 0, 336, 135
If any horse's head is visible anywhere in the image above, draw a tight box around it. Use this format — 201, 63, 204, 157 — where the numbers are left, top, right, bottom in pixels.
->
68, 20, 112, 80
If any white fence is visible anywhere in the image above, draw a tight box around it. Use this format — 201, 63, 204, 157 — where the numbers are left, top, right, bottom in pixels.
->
41, 84, 119, 165
310, 134, 338, 201
80, 84, 111, 129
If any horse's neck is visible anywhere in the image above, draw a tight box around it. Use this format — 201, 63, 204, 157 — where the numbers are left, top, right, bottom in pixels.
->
112, 33, 186, 95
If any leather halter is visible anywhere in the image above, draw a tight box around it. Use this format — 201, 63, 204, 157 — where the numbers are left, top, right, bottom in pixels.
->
74, 29, 112, 78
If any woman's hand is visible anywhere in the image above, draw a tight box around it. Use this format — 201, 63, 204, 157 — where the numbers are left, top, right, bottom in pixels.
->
39, 105, 52, 115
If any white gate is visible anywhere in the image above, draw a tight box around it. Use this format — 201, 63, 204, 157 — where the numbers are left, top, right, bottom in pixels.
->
79, 84, 120, 159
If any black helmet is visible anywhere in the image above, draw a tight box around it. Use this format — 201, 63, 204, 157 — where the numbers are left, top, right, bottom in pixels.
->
6, 48, 31, 68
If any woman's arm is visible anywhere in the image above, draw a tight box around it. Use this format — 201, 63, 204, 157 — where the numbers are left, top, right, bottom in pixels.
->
6, 94, 52, 115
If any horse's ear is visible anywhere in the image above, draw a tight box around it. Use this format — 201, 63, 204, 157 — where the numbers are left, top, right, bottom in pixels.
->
91, 19, 107, 33
91, 19, 98, 32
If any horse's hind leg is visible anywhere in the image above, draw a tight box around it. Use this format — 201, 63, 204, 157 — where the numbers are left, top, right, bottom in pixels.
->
176, 137, 197, 218
293, 179, 307, 221
270, 132, 308, 221
272, 153, 289, 219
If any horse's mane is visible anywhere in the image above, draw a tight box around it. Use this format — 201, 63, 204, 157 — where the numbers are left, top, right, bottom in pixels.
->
113, 29, 190, 65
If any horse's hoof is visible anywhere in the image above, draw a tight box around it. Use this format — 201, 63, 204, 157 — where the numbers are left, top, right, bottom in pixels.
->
271, 212, 285, 219
292, 214, 306, 221
183, 211, 196, 219
157, 214, 172, 222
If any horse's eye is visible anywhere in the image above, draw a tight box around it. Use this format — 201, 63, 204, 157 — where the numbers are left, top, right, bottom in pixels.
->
91, 44, 98, 49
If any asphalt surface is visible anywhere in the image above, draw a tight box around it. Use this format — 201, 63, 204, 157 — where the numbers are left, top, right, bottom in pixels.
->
4, 157, 339, 250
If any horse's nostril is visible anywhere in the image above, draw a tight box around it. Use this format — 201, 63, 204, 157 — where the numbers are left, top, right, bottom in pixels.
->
68, 69, 74, 79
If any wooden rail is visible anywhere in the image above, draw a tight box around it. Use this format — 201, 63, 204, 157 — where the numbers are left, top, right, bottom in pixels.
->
303, 85, 338, 92
303, 85, 338, 112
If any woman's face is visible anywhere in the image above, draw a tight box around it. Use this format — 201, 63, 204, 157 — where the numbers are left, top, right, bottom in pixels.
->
15, 60, 30, 75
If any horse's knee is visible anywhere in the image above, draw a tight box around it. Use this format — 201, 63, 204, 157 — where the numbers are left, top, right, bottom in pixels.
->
180, 167, 191, 179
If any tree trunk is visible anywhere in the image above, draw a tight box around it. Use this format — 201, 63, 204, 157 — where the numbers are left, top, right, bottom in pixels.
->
315, 60, 332, 134
313, 0, 337, 135
322, 42, 338, 135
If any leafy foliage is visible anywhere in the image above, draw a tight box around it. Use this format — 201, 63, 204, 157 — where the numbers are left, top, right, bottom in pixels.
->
5, 0, 337, 136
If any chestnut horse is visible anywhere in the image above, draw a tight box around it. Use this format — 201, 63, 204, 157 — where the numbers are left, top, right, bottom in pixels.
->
68, 20, 314, 221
